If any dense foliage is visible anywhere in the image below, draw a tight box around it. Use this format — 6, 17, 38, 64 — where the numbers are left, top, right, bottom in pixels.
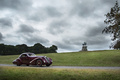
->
110, 40, 120, 49
102, 1, 120, 49
0, 43, 57, 55
103, 1, 120, 40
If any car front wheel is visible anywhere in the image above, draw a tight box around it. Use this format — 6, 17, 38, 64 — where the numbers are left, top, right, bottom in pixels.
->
17, 62, 21, 66
36, 60, 42, 67
26, 64, 29, 66
46, 64, 50, 67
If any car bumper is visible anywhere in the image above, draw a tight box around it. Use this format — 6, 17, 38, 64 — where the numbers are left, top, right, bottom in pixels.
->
13, 60, 17, 64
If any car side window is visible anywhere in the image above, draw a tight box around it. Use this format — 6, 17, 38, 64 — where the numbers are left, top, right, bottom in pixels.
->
21, 54, 27, 57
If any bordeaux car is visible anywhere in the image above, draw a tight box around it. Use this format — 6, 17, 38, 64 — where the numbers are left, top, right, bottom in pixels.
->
13, 52, 52, 67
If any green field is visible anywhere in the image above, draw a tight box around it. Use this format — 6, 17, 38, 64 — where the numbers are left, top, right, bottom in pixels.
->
0, 50, 120, 66
0, 50, 120, 80
0, 66, 120, 80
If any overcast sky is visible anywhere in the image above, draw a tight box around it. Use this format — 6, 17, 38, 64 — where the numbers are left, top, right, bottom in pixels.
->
0, 0, 119, 52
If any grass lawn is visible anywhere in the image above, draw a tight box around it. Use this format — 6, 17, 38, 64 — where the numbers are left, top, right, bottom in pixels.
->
0, 50, 120, 66
0, 66, 120, 80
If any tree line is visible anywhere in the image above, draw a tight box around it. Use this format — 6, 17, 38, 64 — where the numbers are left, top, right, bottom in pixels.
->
0, 43, 58, 55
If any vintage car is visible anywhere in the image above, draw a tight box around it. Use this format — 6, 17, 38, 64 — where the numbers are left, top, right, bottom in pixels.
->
13, 52, 52, 67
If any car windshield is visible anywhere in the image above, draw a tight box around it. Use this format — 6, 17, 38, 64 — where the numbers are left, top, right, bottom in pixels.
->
28, 53, 36, 57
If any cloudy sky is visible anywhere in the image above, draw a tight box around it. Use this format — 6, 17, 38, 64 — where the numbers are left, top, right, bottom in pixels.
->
0, 0, 119, 52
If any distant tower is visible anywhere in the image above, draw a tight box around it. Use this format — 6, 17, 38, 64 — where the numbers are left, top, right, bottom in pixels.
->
81, 42, 88, 51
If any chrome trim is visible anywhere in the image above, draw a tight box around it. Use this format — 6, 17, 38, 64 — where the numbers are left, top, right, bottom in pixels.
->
44, 56, 50, 63
30, 58, 39, 63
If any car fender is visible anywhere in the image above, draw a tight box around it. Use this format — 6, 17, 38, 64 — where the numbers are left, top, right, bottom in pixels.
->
30, 58, 43, 64
16, 58, 22, 64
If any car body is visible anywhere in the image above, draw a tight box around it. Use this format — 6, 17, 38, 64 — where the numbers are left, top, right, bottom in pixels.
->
13, 52, 52, 67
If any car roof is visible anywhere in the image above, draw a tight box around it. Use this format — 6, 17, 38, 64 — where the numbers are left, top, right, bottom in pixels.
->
22, 52, 35, 55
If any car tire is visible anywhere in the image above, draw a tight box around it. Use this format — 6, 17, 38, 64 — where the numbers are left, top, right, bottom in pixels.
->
36, 60, 42, 67
17, 62, 21, 66
26, 64, 29, 66
46, 64, 50, 67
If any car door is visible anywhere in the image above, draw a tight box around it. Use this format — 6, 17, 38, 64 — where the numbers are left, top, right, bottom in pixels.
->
20, 54, 30, 64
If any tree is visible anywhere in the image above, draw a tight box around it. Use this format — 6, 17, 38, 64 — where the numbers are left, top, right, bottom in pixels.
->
32, 43, 45, 53
0, 44, 5, 55
49, 45, 58, 53
102, 1, 120, 49
114, 40, 120, 49
16, 44, 28, 54
0, 43, 57, 55
102, 1, 120, 41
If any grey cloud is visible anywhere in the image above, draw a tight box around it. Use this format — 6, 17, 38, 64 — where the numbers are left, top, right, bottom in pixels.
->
85, 24, 104, 37
54, 38, 83, 52
0, 0, 115, 52
69, 0, 118, 18
25, 35, 49, 45
27, 9, 47, 22
84, 23, 110, 45
54, 41, 76, 50
27, 6, 62, 22
47, 20, 70, 35
55, 22, 110, 51
45, 6, 62, 17
70, 0, 100, 17
28, 14, 44, 22
0, 32, 3, 41
18, 24, 37, 33
58, 36, 82, 46
17, 24, 49, 45
0, 0, 32, 11
101, 0, 118, 5
0, 18, 12, 28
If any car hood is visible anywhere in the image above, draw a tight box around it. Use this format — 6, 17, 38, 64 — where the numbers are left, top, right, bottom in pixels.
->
30, 56, 45, 59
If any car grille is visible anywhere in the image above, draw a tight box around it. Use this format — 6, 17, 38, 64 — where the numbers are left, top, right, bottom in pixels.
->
45, 57, 50, 63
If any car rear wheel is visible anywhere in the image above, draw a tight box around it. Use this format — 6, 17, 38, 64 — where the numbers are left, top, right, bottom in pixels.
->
36, 60, 42, 67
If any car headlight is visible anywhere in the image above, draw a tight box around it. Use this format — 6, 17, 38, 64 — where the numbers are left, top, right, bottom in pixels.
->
43, 60, 46, 63
51, 60, 53, 62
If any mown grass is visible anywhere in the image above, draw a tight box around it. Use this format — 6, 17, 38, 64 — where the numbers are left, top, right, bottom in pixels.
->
0, 50, 120, 66
0, 66, 120, 80
42, 50, 120, 66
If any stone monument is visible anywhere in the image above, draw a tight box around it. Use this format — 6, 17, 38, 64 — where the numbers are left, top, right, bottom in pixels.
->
81, 42, 88, 51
